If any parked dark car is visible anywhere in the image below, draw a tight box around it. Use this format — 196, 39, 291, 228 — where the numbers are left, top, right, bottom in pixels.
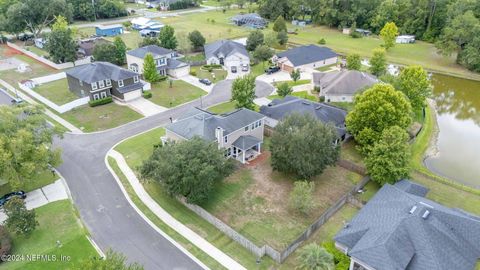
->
199, 78, 212, 85
231, 66, 237, 73
265, 66, 280, 74
0, 191, 27, 207
17, 33, 34, 41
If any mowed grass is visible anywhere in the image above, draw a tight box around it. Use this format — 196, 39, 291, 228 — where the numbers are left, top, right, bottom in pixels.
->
191, 66, 227, 82
273, 79, 311, 87
0, 200, 98, 270
149, 80, 206, 107
207, 101, 259, 114
0, 169, 58, 196
113, 127, 277, 269
288, 25, 480, 80
62, 103, 143, 132
278, 204, 359, 269
33, 78, 79, 106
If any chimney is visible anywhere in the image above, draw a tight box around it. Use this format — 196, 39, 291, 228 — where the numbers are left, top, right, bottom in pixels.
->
215, 127, 224, 145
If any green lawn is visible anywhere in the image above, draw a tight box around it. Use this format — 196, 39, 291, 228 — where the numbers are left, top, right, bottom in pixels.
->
113, 127, 277, 269
0, 169, 58, 196
273, 79, 311, 88
149, 80, 206, 108
24, 46, 49, 58
62, 103, 143, 132
279, 204, 359, 269
250, 62, 268, 78
315, 63, 337, 72
0, 200, 98, 270
180, 53, 206, 62
288, 25, 480, 81
207, 101, 259, 114
33, 79, 79, 106
0, 51, 57, 87
190, 66, 227, 82
330, 101, 354, 112
340, 140, 364, 166
268, 91, 317, 102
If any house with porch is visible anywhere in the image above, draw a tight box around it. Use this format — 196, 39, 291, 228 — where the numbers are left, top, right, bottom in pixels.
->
259, 96, 348, 140
65, 61, 145, 102
334, 180, 480, 270
126, 45, 190, 78
272, 45, 338, 73
164, 107, 265, 164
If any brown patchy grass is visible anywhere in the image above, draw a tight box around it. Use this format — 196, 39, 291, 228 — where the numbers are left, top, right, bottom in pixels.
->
203, 152, 361, 250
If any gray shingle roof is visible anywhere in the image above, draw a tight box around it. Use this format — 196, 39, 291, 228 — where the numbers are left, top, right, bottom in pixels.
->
334, 180, 480, 270
65, 62, 138, 84
167, 58, 188, 69
204, 40, 249, 60
276, 45, 337, 67
313, 70, 377, 96
232, 135, 261, 150
166, 107, 264, 141
127, 45, 173, 59
259, 96, 347, 137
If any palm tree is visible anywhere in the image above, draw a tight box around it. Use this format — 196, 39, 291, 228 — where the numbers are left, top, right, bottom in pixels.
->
296, 243, 334, 270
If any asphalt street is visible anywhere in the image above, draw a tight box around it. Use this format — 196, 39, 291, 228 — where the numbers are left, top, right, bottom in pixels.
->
0, 89, 13, 105
55, 80, 273, 269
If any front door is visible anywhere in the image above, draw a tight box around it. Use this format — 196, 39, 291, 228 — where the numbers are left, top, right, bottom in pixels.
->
220, 57, 224, 65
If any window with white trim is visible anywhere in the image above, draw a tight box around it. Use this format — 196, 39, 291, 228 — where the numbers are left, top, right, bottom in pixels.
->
251, 123, 255, 129
79, 80, 83, 86
98, 80, 105, 88
224, 136, 228, 143
133, 76, 139, 83
106, 79, 111, 86
118, 80, 124, 87
245, 126, 249, 131
100, 91, 107, 98
93, 93, 100, 100
91, 82, 97, 90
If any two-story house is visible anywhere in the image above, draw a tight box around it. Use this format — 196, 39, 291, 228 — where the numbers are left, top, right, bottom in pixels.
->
65, 62, 144, 102
164, 107, 265, 164
126, 45, 190, 78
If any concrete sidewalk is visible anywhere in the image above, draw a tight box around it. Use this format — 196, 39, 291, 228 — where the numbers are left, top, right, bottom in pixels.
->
0, 179, 69, 222
107, 150, 246, 270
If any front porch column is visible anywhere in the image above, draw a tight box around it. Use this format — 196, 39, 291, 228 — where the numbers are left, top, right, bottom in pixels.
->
242, 151, 245, 164
258, 143, 261, 154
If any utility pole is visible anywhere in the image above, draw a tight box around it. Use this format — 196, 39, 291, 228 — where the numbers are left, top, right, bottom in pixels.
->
92, 0, 96, 21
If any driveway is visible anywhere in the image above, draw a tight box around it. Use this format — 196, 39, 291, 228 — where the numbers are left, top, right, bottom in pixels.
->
53, 82, 264, 269
179, 75, 213, 93
0, 88, 13, 105
125, 97, 168, 117
256, 70, 313, 84
211, 79, 274, 101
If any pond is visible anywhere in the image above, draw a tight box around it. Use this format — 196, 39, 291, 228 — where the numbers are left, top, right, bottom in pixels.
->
424, 74, 480, 188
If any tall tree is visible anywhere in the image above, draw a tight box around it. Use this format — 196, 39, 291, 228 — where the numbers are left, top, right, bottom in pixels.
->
258, 0, 290, 20
346, 53, 361, 70
246, 30, 264, 51
159, 25, 177, 50
270, 113, 340, 179
396, 65, 432, 110
231, 75, 256, 110
277, 30, 288, 46
74, 250, 144, 270
0, 105, 61, 190
272, 15, 287, 33
188, 30, 205, 51
113, 36, 127, 65
140, 137, 234, 204
4, 0, 73, 38
371, 0, 399, 33
297, 243, 334, 270
45, 15, 77, 63
365, 126, 411, 185
4, 197, 38, 237
276, 82, 292, 97
93, 43, 117, 64
253, 45, 274, 67
346, 83, 412, 149
369, 48, 387, 76
380, 22, 399, 50
290, 68, 301, 82
143, 53, 160, 83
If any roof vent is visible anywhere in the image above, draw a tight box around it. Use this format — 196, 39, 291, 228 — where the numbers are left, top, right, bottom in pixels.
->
422, 210, 430, 219
409, 205, 417, 214
302, 102, 311, 106
343, 221, 350, 229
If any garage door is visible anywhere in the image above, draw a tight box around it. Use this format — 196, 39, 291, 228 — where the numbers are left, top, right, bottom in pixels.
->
169, 66, 190, 78
281, 63, 294, 73
123, 90, 142, 101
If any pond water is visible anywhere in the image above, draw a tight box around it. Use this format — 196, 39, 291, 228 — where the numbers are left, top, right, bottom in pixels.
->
424, 74, 480, 188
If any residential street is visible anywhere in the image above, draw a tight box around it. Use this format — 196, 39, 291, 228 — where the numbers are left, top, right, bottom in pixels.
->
54, 80, 273, 269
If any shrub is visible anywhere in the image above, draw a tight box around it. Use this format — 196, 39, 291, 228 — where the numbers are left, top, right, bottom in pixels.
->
322, 241, 350, 270
313, 86, 321, 93
0, 226, 12, 258
4, 198, 38, 237
142, 91, 152, 99
158, 75, 168, 82
289, 181, 315, 214
318, 38, 326, 45
189, 70, 197, 76
89, 96, 113, 107
350, 31, 362, 38
319, 95, 326, 102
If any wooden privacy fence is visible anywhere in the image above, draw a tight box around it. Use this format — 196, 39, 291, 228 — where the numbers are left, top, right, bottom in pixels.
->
180, 176, 370, 263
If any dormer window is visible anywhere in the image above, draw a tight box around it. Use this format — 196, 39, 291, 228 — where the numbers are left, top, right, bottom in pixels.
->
133, 76, 139, 83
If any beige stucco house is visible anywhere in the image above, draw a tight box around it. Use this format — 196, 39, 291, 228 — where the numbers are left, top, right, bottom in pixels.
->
272, 45, 338, 73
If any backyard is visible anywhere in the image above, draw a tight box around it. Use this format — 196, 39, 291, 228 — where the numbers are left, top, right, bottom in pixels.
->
62, 103, 143, 132
33, 78, 79, 106
149, 80, 206, 107
0, 200, 98, 270
207, 101, 259, 114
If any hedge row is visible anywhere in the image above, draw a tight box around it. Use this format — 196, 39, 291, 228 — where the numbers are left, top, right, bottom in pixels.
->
143, 91, 152, 99
89, 96, 113, 107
